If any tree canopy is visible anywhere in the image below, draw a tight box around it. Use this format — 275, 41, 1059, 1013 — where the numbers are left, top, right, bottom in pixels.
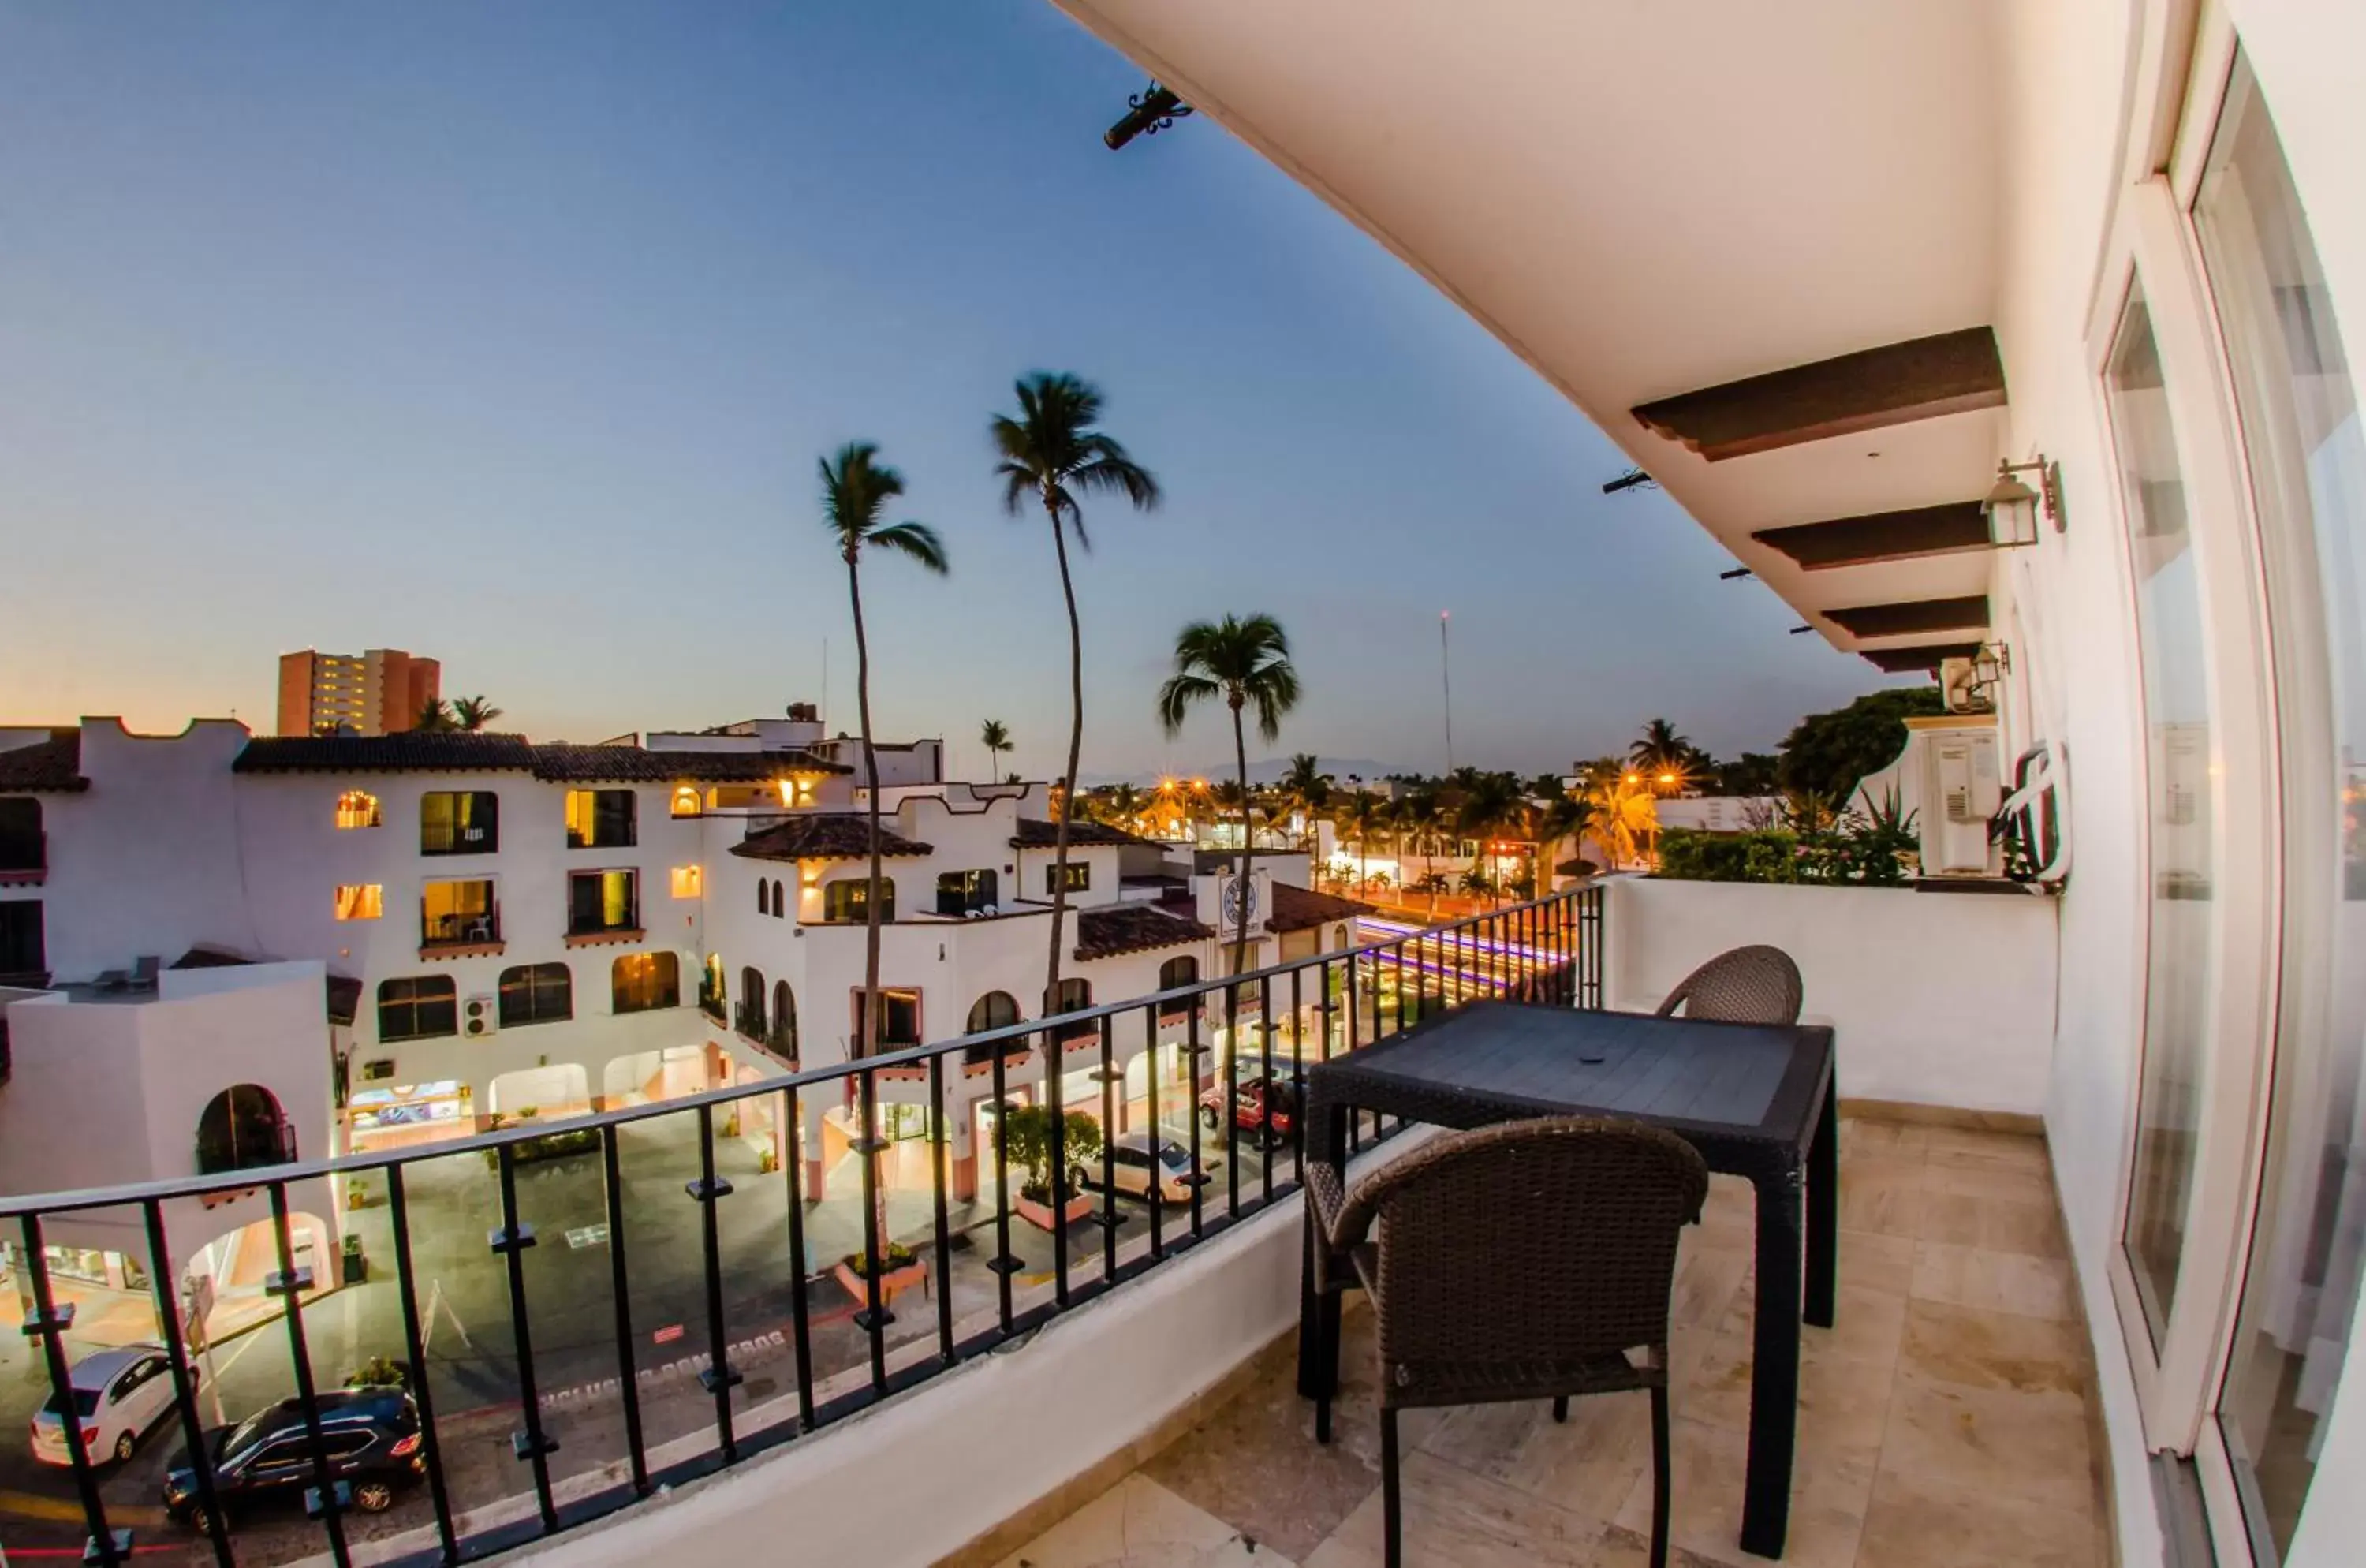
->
1774, 688, 1945, 803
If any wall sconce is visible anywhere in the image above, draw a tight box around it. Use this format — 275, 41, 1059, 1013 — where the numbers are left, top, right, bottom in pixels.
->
1982, 457, 2066, 544
800, 864, 819, 888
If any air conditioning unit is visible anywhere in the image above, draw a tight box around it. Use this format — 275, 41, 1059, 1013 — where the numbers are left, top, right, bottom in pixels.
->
463, 994, 498, 1037
361, 1058, 395, 1082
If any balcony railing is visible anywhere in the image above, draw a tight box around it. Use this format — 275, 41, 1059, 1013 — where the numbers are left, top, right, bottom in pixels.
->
420, 905, 501, 949
0, 827, 45, 878
0, 886, 1601, 1568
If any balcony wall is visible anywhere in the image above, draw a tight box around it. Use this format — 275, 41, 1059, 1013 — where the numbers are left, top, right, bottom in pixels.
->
1602, 875, 2059, 1116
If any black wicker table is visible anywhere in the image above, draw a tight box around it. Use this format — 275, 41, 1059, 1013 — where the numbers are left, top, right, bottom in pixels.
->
1294, 1000, 1837, 1559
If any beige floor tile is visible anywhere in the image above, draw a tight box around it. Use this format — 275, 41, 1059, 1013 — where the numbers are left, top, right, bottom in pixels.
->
1838, 1119, 1930, 1163
1671, 1244, 1753, 1329
1610, 1415, 1874, 1568
996, 1474, 1291, 1568
1923, 1126, 2051, 1177
1909, 1240, 2079, 1320
1856, 1464, 2100, 1567
1838, 1159, 1927, 1237
1837, 1230, 1918, 1296
1913, 1188, 2069, 1259
1878, 1370, 2093, 1517
1898, 1297, 2092, 1398
1303, 1450, 1606, 1568
1675, 1331, 1894, 1465
1720, 1282, 1907, 1371
1420, 1387, 1655, 1522
1917, 1155, 2057, 1207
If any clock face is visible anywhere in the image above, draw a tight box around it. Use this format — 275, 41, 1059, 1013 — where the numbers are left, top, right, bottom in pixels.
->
1222, 875, 1259, 929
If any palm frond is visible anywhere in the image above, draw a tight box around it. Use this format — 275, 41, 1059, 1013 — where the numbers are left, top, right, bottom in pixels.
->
870, 521, 950, 574
1155, 673, 1221, 737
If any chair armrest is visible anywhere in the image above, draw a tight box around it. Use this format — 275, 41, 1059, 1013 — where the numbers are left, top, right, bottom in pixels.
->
1304, 1159, 1351, 1252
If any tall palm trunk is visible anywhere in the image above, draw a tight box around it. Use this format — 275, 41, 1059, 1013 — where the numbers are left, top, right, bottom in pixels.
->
845, 554, 892, 1265
1043, 498, 1085, 1052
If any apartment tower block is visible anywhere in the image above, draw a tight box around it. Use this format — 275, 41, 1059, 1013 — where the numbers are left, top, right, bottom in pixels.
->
275, 648, 441, 736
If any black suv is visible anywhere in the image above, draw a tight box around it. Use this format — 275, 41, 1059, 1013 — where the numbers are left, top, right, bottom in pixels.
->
164, 1390, 424, 1534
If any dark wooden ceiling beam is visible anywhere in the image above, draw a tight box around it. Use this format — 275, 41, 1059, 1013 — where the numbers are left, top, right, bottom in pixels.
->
1752, 501, 1993, 570
1859, 641, 1983, 674
1822, 595, 1990, 639
1630, 327, 2006, 461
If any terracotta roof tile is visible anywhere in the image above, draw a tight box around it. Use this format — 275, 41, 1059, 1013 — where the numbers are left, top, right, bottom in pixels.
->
730, 814, 933, 862
1265, 883, 1375, 934
0, 730, 88, 793
532, 745, 848, 782
1073, 904, 1213, 961
235, 733, 539, 773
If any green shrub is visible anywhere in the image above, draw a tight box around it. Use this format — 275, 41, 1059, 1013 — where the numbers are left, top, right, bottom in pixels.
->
1656, 791, 1917, 887
997, 1102, 1104, 1204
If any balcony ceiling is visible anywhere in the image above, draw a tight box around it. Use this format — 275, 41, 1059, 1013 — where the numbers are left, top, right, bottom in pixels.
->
1054, 0, 2007, 666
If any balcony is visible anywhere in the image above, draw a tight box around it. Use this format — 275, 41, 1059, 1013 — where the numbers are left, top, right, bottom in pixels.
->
0, 881, 2099, 1568
419, 886, 502, 958
0, 826, 45, 885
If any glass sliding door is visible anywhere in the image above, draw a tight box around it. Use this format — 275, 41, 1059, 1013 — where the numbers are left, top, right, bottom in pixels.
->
2193, 52, 2366, 1562
2108, 276, 2224, 1341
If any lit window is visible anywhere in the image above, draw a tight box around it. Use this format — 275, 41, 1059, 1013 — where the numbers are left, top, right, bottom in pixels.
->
565, 789, 636, 849
822, 877, 894, 923
670, 865, 703, 898
670, 786, 702, 818
334, 884, 383, 920
334, 791, 381, 830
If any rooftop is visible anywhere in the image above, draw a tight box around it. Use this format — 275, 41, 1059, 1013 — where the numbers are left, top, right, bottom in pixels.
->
1265, 882, 1375, 935
1072, 903, 1215, 961
0, 730, 89, 793
1013, 817, 1162, 849
730, 814, 935, 862
231, 734, 848, 778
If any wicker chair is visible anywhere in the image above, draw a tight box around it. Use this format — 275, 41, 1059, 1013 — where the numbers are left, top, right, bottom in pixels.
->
1654, 943, 1803, 1025
1305, 1118, 1708, 1568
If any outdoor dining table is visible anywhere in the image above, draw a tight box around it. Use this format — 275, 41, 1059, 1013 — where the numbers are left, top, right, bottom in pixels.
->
1295, 1000, 1838, 1560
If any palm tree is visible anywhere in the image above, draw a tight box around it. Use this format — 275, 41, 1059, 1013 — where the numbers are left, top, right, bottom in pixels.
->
1276, 753, 1330, 847
980, 719, 1011, 782
1584, 771, 1660, 869
819, 441, 949, 1063
1506, 792, 1585, 894
1095, 782, 1147, 831
412, 696, 454, 733
449, 695, 502, 733
1156, 614, 1301, 983
993, 371, 1161, 1017
818, 440, 946, 1281
1336, 790, 1386, 893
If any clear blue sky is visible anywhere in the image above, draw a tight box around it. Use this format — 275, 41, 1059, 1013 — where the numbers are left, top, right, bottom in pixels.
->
0, 2, 1907, 780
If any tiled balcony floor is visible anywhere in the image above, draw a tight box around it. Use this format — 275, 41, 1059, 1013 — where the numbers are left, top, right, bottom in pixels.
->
991, 1118, 2111, 1568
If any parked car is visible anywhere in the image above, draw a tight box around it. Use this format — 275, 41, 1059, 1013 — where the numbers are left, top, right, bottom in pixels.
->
164, 1389, 423, 1534
1198, 1054, 1302, 1147
29, 1342, 192, 1466
1070, 1133, 1199, 1204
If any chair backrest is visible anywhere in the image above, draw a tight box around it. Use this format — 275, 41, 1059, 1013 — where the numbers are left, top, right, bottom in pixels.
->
1655, 944, 1802, 1025
1364, 1118, 1707, 1391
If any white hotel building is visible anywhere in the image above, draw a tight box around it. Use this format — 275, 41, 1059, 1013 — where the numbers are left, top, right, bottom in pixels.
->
0, 707, 1366, 1305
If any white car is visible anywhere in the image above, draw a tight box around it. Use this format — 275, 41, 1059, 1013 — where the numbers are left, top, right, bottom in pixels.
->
29, 1343, 192, 1466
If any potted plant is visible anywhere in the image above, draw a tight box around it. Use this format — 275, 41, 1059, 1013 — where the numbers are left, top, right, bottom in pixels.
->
999, 1102, 1103, 1231
344, 1354, 408, 1391
832, 1240, 928, 1309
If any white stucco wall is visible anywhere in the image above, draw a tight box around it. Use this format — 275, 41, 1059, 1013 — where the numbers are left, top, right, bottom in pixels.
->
1603, 877, 2060, 1114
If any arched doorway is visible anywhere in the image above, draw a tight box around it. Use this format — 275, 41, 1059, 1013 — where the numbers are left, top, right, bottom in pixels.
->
739, 965, 767, 1040
771, 981, 797, 1056
195, 1085, 293, 1174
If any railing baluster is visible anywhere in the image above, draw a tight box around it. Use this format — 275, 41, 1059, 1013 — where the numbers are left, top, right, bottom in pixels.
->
987, 1043, 1020, 1332
1259, 972, 1276, 1208
1222, 979, 1241, 1219
596, 1126, 650, 1494
1185, 998, 1207, 1238
1144, 1003, 1165, 1261
140, 1201, 233, 1568
780, 1088, 818, 1428
1394, 939, 1409, 1032
688, 1103, 742, 1457
385, 1166, 462, 1559
930, 1053, 956, 1364
17, 1215, 125, 1567
491, 1143, 558, 1534
1345, 949, 1364, 1155
1287, 964, 1306, 1185
850, 1063, 892, 1394
267, 1181, 353, 1568
1098, 1012, 1119, 1285
1048, 1026, 1072, 1308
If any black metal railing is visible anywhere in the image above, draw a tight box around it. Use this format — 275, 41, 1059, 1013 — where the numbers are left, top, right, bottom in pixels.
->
0, 827, 46, 875
1, 885, 1602, 1568
419, 905, 501, 950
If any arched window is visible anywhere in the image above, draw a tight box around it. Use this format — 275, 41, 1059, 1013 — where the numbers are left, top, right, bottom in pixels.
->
377, 975, 457, 1042
700, 953, 725, 1019
195, 1085, 293, 1174
967, 991, 1021, 1034
771, 981, 797, 1055
757, 879, 769, 914
738, 965, 767, 1040
612, 952, 679, 1014
1043, 977, 1093, 1043
771, 879, 786, 917
498, 962, 573, 1027
333, 790, 380, 830
671, 785, 702, 818
1157, 956, 1200, 1022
